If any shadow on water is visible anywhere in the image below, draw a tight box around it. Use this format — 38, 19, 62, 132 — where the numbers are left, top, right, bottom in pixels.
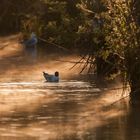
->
125, 106, 140, 140
0, 35, 140, 140
94, 102, 140, 140
0, 77, 133, 140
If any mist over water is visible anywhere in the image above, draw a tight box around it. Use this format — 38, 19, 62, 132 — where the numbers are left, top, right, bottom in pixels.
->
0, 79, 128, 140
0, 35, 140, 140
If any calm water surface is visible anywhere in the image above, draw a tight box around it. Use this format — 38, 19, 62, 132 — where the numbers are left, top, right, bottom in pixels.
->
0, 78, 139, 140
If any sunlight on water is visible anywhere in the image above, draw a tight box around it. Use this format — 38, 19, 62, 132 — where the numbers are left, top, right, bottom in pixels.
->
0, 35, 135, 139
0, 78, 130, 140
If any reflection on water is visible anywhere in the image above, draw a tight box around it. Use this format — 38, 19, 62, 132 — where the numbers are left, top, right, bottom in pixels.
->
0, 34, 139, 139
0, 79, 138, 140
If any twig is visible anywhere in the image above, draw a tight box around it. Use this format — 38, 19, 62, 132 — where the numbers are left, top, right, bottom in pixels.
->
69, 55, 87, 70
54, 60, 86, 64
104, 94, 129, 110
38, 37, 70, 52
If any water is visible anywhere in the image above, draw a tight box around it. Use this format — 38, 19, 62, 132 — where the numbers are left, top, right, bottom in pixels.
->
0, 34, 140, 140
0, 78, 139, 140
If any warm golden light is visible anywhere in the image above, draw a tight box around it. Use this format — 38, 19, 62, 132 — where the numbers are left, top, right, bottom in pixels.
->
0, 34, 129, 140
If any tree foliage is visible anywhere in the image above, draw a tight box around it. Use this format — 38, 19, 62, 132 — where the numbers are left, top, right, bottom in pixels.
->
104, 0, 140, 104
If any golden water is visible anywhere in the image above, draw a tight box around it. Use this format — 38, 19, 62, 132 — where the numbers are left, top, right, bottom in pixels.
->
0, 35, 139, 140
